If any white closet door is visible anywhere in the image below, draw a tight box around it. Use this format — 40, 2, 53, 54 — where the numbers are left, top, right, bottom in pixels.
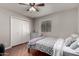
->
11, 17, 30, 46
21, 20, 30, 43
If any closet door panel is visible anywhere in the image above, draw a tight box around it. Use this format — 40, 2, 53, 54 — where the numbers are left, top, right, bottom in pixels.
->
11, 17, 30, 46
11, 18, 21, 46
22, 21, 30, 43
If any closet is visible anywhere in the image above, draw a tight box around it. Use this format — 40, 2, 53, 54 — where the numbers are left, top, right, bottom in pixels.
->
11, 17, 30, 46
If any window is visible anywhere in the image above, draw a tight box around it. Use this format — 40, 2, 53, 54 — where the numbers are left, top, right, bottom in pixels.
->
41, 21, 51, 32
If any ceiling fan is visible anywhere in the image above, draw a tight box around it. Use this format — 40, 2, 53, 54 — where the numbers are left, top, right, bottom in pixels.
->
18, 3, 45, 12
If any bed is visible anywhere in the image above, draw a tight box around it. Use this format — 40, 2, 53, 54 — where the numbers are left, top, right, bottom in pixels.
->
28, 33, 79, 56
27, 37, 58, 55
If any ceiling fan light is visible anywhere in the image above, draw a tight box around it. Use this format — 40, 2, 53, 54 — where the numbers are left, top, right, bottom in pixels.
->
29, 7, 36, 11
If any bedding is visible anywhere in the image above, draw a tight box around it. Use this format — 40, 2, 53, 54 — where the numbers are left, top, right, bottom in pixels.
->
65, 37, 75, 47
65, 34, 79, 47
27, 36, 44, 48
63, 46, 79, 56
63, 34, 79, 56
28, 36, 44, 45
35, 37, 57, 55
28, 37, 58, 55
75, 48, 79, 54
70, 40, 79, 50
53, 38, 64, 56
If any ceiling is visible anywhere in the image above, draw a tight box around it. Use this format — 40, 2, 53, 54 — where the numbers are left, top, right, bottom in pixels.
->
0, 3, 78, 18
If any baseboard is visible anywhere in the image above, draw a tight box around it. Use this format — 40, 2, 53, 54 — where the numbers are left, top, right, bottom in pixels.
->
5, 42, 28, 50
5, 46, 12, 50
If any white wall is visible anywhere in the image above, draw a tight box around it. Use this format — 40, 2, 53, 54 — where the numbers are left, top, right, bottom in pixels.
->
35, 8, 78, 38
0, 7, 32, 49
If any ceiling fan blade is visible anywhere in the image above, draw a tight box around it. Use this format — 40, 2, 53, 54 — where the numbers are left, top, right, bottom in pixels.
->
18, 3, 27, 5
33, 7, 39, 12
36, 3, 45, 6
18, 3, 30, 7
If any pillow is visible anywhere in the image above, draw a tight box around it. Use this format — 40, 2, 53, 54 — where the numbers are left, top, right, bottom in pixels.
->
70, 40, 79, 50
65, 37, 76, 47
71, 34, 78, 39
65, 34, 78, 47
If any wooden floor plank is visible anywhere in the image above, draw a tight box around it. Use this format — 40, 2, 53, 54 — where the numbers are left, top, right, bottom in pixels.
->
5, 43, 49, 56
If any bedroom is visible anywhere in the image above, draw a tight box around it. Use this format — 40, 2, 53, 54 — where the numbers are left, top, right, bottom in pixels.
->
0, 3, 79, 56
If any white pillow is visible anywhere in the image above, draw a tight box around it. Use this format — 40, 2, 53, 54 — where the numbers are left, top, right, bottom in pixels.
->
70, 40, 79, 50
65, 34, 79, 47
71, 34, 78, 38
65, 37, 75, 46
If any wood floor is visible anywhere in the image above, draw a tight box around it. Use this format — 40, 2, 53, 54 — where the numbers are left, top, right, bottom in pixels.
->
5, 43, 49, 56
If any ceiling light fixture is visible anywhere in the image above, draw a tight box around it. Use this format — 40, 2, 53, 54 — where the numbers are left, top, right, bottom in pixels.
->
29, 7, 36, 12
